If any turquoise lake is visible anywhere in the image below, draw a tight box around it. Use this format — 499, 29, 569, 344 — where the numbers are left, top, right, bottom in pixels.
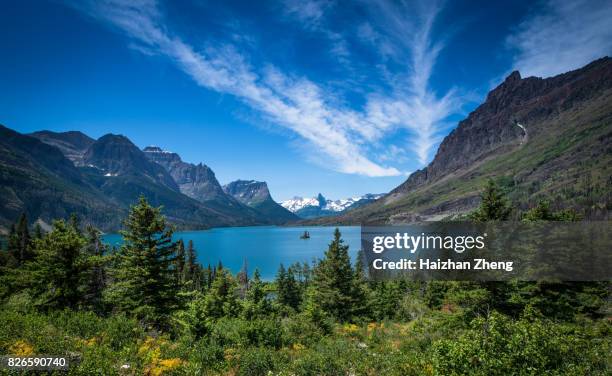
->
103, 226, 361, 280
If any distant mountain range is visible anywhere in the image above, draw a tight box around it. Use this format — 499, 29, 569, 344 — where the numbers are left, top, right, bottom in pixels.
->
281, 193, 384, 219
0, 128, 296, 231
3, 57, 609, 231
314, 57, 612, 224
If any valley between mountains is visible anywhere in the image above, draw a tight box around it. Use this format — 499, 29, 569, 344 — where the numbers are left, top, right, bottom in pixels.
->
1, 57, 610, 231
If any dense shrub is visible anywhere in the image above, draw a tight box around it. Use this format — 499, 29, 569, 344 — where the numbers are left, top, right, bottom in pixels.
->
432, 309, 611, 375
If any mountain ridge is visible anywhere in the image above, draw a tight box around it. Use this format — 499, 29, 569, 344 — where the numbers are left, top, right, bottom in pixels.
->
281, 193, 384, 219
314, 57, 612, 224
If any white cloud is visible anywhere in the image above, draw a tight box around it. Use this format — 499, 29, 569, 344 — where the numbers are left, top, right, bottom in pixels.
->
71, 0, 399, 177
70, 0, 461, 175
279, 0, 350, 62
508, 0, 612, 78
281, 0, 333, 29
358, 0, 464, 165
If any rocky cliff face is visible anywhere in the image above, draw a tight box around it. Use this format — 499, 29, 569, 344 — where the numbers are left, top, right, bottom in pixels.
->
392, 57, 612, 195
143, 147, 298, 224
143, 146, 226, 202
29, 130, 94, 166
84, 135, 179, 191
224, 180, 298, 223
223, 180, 271, 206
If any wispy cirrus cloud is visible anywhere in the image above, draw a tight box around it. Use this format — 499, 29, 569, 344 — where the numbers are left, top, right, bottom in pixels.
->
357, 0, 463, 165
279, 0, 350, 61
69, 0, 461, 175
280, 0, 333, 29
508, 0, 612, 78
71, 0, 399, 176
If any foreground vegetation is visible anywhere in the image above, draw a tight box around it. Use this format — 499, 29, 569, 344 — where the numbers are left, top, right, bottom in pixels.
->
0, 181, 610, 375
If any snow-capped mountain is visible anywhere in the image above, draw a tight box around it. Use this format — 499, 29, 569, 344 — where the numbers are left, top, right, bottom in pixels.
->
280, 197, 321, 212
280, 193, 384, 219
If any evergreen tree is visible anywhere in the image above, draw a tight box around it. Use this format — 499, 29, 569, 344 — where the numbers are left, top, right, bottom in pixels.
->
522, 201, 582, 222
184, 240, 201, 290
82, 225, 108, 314
276, 264, 301, 310
25, 220, 88, 310
202, 268, 241, 319
7, 213, 33, 265
105, 196, 179, 329
469, 179, 511, 221
33, 223, 44, 240
306, 228, 358, 321
204, 264, 213, 289
68, 213, 81, 234
180, 270, 241, 339
176, 239, 186, 284
352, 249, 370, 318
236, 259, 249, 298
4, 224, 18, 267
243, 268, 271, 319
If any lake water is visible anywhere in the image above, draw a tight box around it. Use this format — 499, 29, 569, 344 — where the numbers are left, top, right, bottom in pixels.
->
103, 226, 361, 280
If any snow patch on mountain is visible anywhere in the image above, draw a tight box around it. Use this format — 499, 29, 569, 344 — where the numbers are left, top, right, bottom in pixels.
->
280, 193, 384, 213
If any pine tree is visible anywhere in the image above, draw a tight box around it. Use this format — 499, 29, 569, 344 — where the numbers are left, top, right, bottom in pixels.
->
352, 249, 370, 318
105, 196, 179, 329
243, 268, 271, 319
176, 239, 186, 284
184, 240, 201, 290
33, 223, 44, 240
69, 213, 81, 234
25, 220, 88, 310
4, 224, 18, 267
8, 213, 33, 265
276, 264, 301, 310
469, 179, 511, 221
236, 259, 249, 298
306, 228, 357, 321
204, 264, 213, 289
82, 225, 108, 314
202, 268, 241, 319
522, 201, 582, 222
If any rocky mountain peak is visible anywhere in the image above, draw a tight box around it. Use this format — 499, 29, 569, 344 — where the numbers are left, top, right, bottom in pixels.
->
224, 180, 298, 223
143, 146, 226, 201
505, 70, 521, 84
84, 134, 179, 190
223, 180, 271, 205
316, 193, 326, 207
392, 56, 612, 195
29, 130, 95, 165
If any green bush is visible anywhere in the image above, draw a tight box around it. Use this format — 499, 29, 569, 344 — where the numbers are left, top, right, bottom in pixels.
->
432, 310, 611, 375
211, 317, 285, 348
236, 347, 278, 376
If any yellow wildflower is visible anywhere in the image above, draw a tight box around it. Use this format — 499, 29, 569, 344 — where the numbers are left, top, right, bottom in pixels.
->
291, 343, 305, 351
9, 340, 34, 356
343, 323, 359, 333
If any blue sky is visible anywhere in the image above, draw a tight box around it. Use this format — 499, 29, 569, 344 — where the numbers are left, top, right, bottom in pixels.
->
1, 0, 611, 201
